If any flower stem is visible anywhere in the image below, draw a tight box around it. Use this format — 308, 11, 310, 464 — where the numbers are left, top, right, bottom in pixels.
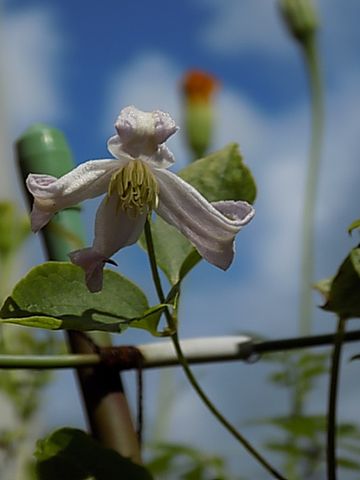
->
144, 218, 166, 304
144, 218, 286, 480
327, 316, 346, 480
299, 37, 324, 336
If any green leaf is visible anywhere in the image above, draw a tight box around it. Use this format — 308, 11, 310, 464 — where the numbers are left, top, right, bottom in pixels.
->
313, 276, 334, 301
35, 427, 153, 480
0, 201, 30, 258
131, 304, 171, 336
348, 218, 360, 235
337, 456, 360, 470
0, 262, 165, 335
321, 246, 360, 319
140, 215, 201, 286
265, 441, 306, 458
147, 442, 230, 480
258, 415, 326, 439
140, 143, 257, 285
180, 143, 257, 204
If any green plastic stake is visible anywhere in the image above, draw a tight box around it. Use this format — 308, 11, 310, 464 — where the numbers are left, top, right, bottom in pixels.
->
16, 124, 141, 463
16, 124, 84, 260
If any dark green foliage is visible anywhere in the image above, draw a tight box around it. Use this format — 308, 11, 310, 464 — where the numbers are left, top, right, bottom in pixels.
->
35, 428, 153, 480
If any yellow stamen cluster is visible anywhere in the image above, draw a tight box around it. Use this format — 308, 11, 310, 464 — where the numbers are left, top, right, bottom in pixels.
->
108, 159, 159, 216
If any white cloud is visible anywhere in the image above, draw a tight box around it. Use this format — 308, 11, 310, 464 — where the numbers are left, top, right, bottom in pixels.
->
104, 53, 181, 121
0, 7, 65, 134
0, 6, 65, 200
197, 0, 291, 56
197, 0, 360, 82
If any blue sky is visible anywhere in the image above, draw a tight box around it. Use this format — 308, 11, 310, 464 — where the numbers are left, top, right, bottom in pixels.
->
1, 0, 360, 477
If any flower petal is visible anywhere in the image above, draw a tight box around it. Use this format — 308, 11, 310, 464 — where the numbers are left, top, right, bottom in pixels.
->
116, 106, 178, 143
112, 106, 178, 158
70, 193, 146, 292
26, 159, 122, 231
93, 193, 147, 257
107, 135, 133, 161
68, 249, 115, 293
30, 203, 56, 233
152, 109, 179, 144
27, 159, 121, 204
155, 169, 255, 270
147, 144, 175, 169
108, 135, 175, 169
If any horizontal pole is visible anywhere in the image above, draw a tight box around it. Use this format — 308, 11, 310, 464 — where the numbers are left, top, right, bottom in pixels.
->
0, 329, 360, 370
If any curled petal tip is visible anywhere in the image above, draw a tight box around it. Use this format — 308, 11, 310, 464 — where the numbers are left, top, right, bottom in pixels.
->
212, 200, 255, 226
30, 205, 54, 232
152, 109, 178, 144
26, 173, 57, 197
69, 248, 109, 293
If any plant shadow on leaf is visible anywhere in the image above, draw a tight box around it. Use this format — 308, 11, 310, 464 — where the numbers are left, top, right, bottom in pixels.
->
1, 297, 135, 332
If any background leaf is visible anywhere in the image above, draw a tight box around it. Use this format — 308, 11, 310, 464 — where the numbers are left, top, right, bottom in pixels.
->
180, 143, 256, 204
140, 143, 257, 285
313, 276, 334, 301
348, 218, 360, 235
321, 246, 360, 319
35, 427, 153, 480
0, 201, 30, 259
0, 262, 164, 334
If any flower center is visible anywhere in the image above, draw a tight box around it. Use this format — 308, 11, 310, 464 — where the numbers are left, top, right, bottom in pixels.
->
108, 159, 159, 216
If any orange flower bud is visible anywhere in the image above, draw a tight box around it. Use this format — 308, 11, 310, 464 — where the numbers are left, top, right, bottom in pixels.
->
182, 70, 219, 160
182, 70, 219, 104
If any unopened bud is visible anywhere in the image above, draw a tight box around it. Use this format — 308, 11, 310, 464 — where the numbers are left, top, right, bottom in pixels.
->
279, 0, 318, 45
182, 70, 218, 160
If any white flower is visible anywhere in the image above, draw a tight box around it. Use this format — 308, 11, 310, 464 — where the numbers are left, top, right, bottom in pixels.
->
26, 106, 255, 292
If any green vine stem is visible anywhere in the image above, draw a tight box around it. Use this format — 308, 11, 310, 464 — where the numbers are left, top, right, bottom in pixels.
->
299, 37, 324, 336
327, 316, 346, 480
144, 219, 286, 480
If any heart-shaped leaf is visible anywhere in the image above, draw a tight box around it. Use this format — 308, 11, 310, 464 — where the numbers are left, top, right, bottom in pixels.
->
0, 262, 166, 335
